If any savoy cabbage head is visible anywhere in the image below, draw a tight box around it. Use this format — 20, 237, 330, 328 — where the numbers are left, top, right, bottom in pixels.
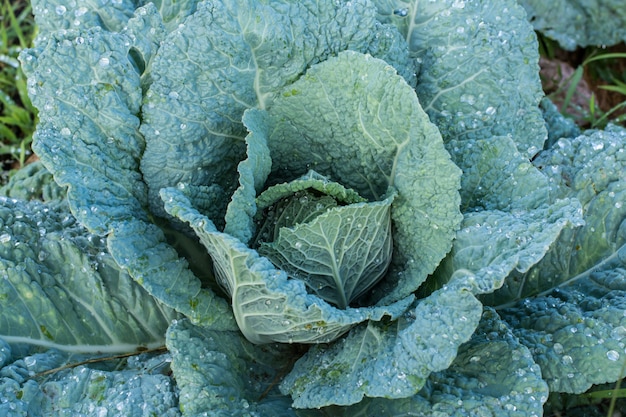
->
1, 0, 626, 415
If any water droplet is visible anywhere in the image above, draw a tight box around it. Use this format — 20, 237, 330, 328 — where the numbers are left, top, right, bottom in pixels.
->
616, 201, 623, 209
180, 123, 187, 130
0, 233, 11, 243
393, 8, 408, 16
60, 127, 71, 136
485, 106, 496, 115
591, 140, 604, 151
561, 355, 573, 365
98, 57, 110, 67
553, 343, 564, 354
168, 91, 179, 100
611, 326, 626, 340
452, 0, 465, 8
294, 242, 303, 250
55, 5, 67, 15
607, 350, 620, 361
75, 6, 88, 17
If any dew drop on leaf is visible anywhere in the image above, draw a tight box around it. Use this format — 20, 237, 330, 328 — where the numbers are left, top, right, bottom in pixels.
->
607, 350, 620, 362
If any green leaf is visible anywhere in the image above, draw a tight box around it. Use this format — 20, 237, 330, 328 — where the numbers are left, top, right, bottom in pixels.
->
166, 319, 297, 417
313, 308, 548, 416
448, 136, 553, 211
266, 50, 462, 305
518, 0, 626, 50
21, 21, 236, 332
373, 0, 546, 156
497, 126, 626, 394
0, 197, 178, 352
259, 191, 395, 309
280, 278, 483, 408
0, 161, 66, 202
0, 347, 179, 416
161, 186, 413, 345
30, 0, 137, 34
139, 0, 411, 219
223, 109, 273, 243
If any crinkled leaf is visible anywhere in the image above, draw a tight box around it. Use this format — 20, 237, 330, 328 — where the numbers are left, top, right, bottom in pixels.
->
518, 0, 626, 50
500, 264, 626, 394
21, 27, 146, 233
497, 126, 626, 393
0, 197, 178, 352
256, 169, 367, 212
166, 318, 297, 416
430, 198, 583, 304
280, 276, 482, 408
223, 110, 272, 243
540, 97, 581, 148
448, 136, 553, 211
313, 308, 548, 416
0, 347, 178, 416
425, 133, 584, 303
259, 192, 395, 309
20, 20, 236, 332
161, 186, 414, 344
139, 0, 413, 219
266, 50, 462, 305
500, 126, 626, 302
0, 161, 66, 202
30, 0, 137, 35
373, 0, 546, 156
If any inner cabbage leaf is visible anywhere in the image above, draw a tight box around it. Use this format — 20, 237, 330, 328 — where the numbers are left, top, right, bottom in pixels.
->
257, 184, 395, 309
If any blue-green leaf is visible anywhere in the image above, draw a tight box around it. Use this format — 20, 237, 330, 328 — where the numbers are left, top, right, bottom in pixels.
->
139, 0, 412, 219
265, 51, 462, 305
162, 186, 413, 344
166, 319, 297, 416
518, 0, 626, 50
0, 196, 178, 352
373, 0, 546, 156
280, 277, 483, 408
497, 126, 626, 393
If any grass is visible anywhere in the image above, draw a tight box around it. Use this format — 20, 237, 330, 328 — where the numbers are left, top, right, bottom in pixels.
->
0, 0, 37, 183
539, 34, 626, 130
1, 2, 626, 416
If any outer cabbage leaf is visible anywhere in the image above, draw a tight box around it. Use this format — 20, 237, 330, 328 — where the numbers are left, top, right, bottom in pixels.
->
496, 126, 626, 393
540, 97, 581, 149
161, 185, 413, 345
448, 136, 554, 212
424, 133, 584, 302
0, 195, 178, 352
222, 109, 272, 244
280, 277, 483, 408
0, 346, 179, 416
265, 51, 462, 305
166, 318, 297, 417
518, 0, 626, 50
30, 0, 137, 35
139, 0, 414, 220
20, 19, 236, 331
0, 161, 65, 202
373, 0, 546, 157
307, 308, 548, 416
